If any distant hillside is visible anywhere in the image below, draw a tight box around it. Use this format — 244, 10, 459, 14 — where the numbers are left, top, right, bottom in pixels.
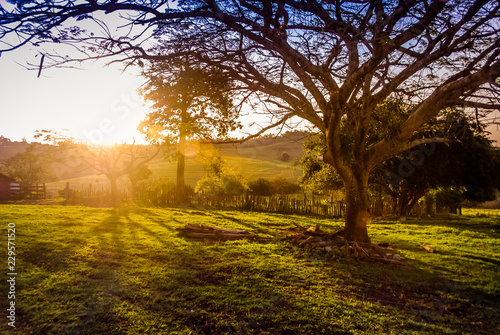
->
44, 131, 310, 195
217, 131, 307, 162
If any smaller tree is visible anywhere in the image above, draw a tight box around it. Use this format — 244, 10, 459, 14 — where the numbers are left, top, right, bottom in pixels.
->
0, 145, 54, 184
434, 187, 466, 214
268, 176, 301, 195
280, 152, 291, 162
196, 174, 248, 197
248, 176, 300, 196
195, 147, 247, 197
248, 178, 273, 196
299, 133, 343, 195
34, 130, 159, 206
375, 111, 500, 216
139, 64, 241, 202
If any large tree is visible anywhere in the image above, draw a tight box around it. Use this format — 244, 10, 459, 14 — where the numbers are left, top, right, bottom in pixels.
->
1, 0, 499, 242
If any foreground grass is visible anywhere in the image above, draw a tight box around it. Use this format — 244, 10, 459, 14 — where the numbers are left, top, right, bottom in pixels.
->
0, 205, 498, 334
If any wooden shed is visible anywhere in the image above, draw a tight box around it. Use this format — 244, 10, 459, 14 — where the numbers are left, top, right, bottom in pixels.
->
0, 173, 16, 200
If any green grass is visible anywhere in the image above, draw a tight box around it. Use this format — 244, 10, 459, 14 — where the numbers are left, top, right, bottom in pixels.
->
0, 205, 499, 334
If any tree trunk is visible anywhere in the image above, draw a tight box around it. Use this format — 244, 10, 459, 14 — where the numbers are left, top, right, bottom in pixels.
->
108, 174, 120, 207
398, 189, 425, 217
177, 133, 186, 203
343, 172, 371, 243
177, 107, 188, 203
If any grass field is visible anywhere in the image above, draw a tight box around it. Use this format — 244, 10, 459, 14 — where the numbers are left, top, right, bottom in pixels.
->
0, 205, 499, 334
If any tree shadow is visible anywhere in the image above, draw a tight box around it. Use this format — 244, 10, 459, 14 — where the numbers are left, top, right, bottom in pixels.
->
203, 209, 289, 235
380, 215, 500, 235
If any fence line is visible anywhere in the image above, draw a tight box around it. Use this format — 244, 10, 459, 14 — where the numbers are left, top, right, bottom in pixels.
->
10, 183, 46, 200
45, 183, 431, 217
194, 194, 347, 217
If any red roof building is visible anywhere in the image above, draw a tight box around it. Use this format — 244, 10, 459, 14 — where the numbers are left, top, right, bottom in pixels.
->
0, 173, 16, 201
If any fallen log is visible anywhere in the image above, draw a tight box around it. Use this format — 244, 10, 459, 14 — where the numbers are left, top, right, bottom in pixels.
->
200, 224, 249, 234
180, 232, 257, 241
177, 224, 269, 242
184, 223, 248, 234
298, 236, 315, 247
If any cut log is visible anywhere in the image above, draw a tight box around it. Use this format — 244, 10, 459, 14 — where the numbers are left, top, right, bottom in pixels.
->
185, 223, 202, 230
298, 236, 315, 247
177, 224, 269, 242
282, 228, 406, 265
200, 224, 249, 234
181, 232, 256, 240
421, 244, 435, 253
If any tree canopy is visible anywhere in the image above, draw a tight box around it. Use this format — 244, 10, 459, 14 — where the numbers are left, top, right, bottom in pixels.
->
1, 0, 499, 241
139, 64, 240, 145
376, 110, 500, 215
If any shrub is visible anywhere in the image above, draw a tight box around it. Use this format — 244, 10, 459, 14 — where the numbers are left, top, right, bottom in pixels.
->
248, 178, 273, 196
249, 176, 301, 196
195, 173, 248, 197
280, 151, 291, 162
269, 176, 301, 195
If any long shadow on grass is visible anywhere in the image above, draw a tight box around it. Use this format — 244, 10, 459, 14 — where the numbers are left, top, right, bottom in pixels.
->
377, 216, 500, 236
5, 211, 130, 334
313, 254, 500, 334
93, 210, 312, 333
135, 207, 184, 232
62, 209, 189, 333
204, 209, 302, 236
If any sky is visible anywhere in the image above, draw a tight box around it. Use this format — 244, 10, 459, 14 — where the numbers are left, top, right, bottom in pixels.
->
0, 47, 149, 145
0, 0, 151, 145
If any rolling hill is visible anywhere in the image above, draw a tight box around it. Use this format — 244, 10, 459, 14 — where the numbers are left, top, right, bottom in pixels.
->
42, 131, 310, 195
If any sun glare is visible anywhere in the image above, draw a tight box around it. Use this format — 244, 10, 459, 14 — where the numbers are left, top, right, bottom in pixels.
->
0, 50, 148, 145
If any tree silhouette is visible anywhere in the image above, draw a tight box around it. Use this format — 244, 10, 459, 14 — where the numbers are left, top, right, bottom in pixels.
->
377, 112, 500, 215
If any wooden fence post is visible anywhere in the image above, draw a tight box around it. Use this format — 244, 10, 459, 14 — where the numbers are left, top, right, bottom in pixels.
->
65, 182, 70, 200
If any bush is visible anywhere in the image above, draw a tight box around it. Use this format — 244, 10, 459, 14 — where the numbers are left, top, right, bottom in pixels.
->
435, 187, 465, 213
248, 178, 273, 196
134, 177, 194, 204
280, 151, 291, 162
195, 173, 248, 197
248, 176, 301, 196
269, 176, 301, 195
